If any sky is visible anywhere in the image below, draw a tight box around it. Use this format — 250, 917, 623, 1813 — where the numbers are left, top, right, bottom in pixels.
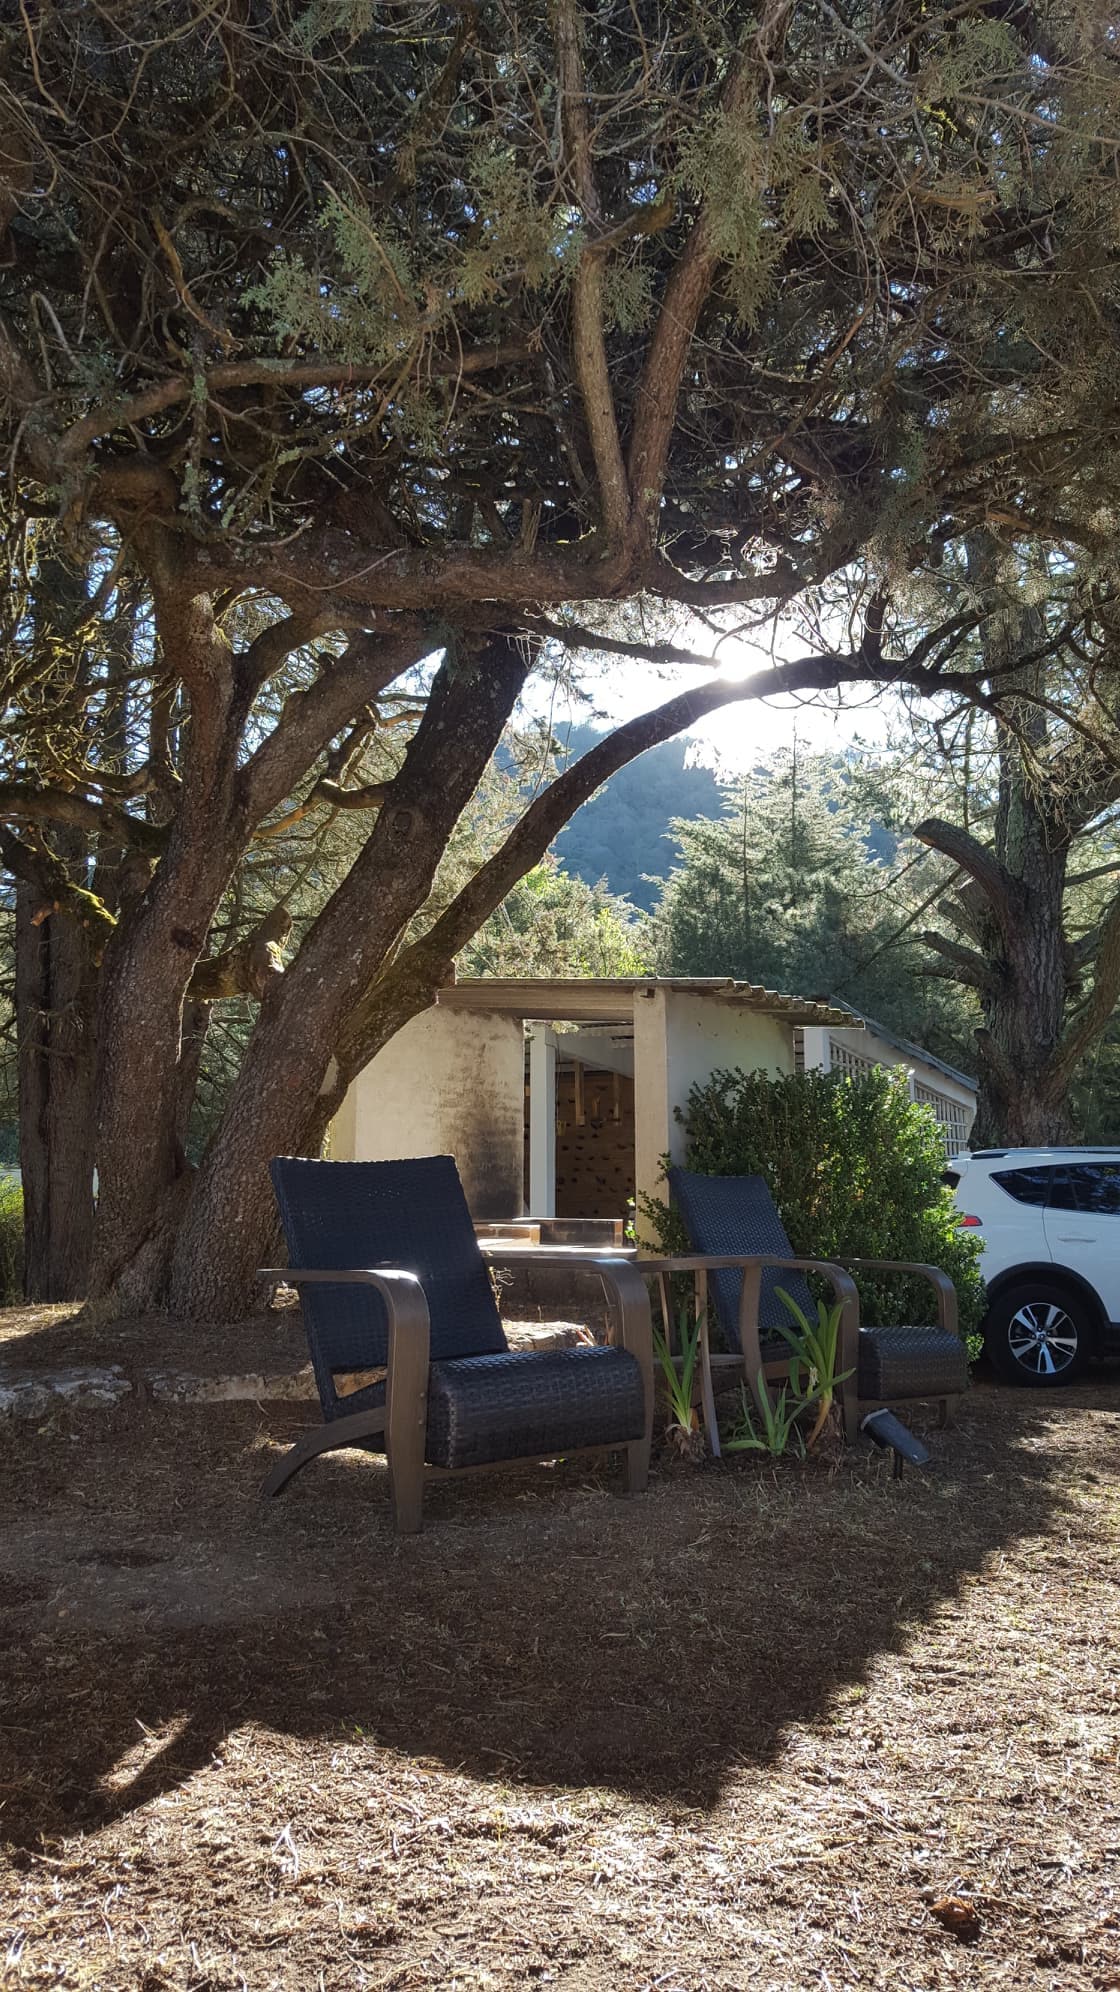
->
536, 615, 900, 773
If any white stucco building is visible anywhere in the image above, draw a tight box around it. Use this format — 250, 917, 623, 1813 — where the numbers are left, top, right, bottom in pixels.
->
330, 977, 978, 1224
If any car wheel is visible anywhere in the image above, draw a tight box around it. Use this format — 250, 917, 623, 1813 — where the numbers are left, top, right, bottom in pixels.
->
984, 1280, 1094, 1386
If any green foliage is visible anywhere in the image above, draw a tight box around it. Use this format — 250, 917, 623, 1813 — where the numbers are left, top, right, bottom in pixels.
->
461, 859, 648, 978
723, 1378, 806, 1459
651, 1305, 703, 1456
649, 747, 980, 1074
0, 1176, 23, 1306
676, 1065, 986, 1345
773, 1289, 853, 1448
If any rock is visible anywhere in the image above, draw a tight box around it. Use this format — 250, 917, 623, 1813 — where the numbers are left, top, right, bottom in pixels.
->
0, 1367, 132, 1420
145, 1368, 317, 1405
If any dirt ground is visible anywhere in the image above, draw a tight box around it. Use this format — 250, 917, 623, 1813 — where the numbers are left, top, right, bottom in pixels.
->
0, 1302, 309, 1381
2, 1312, 1119, 1990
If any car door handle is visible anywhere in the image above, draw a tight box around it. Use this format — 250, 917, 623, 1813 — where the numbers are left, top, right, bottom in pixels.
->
1053, 1232, 1093, 1242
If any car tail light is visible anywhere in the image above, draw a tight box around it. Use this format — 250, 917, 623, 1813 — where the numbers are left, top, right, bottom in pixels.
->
959, 1214, 982, 1228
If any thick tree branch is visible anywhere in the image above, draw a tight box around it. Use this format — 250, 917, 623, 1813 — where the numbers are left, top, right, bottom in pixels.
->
186, 905, 292, 1002
238, 628, 429, 828
624, 57, 754, 553
917, 929, 999, 995
0, 783, 167, 856
1049, 889, 1120, 1088
236, 608, 340, 703
55, 347, 532, 466
912, 818, 1023, 944
0, 826, 116, 948
553, 0, 630, 540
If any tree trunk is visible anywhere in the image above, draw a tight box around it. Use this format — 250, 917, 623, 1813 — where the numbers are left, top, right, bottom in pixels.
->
12, 551, 98, 1299
970, 854, 1077, 1147
15, 878, 97, 1299
166, 635, 530, 1319
86, 586, 246, 1304
918, 539, 1083, 1147
971, 571, 1077, 1143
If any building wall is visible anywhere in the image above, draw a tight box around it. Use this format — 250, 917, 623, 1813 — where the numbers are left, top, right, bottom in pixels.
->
632, 987, 796, 1226
331, 1006, 525, 1218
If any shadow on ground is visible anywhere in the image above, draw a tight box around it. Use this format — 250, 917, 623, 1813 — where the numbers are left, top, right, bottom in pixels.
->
2, 1379, 1116, 1846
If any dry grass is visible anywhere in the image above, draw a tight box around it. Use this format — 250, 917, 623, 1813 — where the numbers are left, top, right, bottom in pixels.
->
1, 1342, 1119, 1989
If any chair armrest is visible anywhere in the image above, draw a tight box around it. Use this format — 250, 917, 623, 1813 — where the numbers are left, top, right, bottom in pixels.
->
839, 1258, 959, 1337
258, 1267, 431, 1531
640, 1253, 860, 1387
261, 1265, 425, 1303
641, 1252, 859, 1288
258, 1266, 432, 1370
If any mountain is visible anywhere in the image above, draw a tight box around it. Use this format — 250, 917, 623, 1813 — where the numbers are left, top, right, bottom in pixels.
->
552, 727, 724, 910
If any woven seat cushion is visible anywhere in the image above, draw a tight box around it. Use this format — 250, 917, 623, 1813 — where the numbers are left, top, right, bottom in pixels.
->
857, 1326, 969, 1401
425, 1345, 645, 1471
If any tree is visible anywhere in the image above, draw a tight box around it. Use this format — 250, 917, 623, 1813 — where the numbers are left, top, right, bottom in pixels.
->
9, 544, 100, 1298
913, 540, 1120, 1144
1, 3, 1117, 1316
651, 745, 979, 1062
461, 860, 647, 977
183, 754, 648, 1155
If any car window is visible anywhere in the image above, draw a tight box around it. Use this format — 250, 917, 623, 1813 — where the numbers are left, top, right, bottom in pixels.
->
942, 1170, 961, 1189
990, 1167, 1058, 1206
1051, 1163, 1120, 1215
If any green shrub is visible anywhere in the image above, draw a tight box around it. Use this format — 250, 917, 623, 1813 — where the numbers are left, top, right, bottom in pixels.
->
646, 1065, 985, 1351
0, 1174, 24, 1306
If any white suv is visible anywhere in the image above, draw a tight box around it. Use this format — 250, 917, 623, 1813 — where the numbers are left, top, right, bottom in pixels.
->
946, 1149, 1120, 1386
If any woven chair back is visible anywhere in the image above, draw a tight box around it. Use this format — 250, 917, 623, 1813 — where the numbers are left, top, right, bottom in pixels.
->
666, 1167, 816, 1350
270, 1156, 508, 1388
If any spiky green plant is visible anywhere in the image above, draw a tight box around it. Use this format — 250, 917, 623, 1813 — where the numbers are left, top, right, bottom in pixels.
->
773, 1288, 854, 1451
722, 1376, 806, 1458
651, 1303, 703, 1457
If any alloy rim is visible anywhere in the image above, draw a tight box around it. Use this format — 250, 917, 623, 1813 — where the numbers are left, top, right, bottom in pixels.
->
1007, 1300, 1080, 1378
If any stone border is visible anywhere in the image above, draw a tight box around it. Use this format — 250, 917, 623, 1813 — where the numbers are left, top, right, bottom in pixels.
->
0, 1321, 588, 1420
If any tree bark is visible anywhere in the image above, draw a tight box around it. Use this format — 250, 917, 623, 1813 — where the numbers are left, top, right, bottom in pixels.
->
914, 539, 1109, 1146
87, 626, 246, 1299
166, 632, 533, 1319
918, 800, 1077, 1146
15, 877, 97, 1299
13, 547, 99, 1300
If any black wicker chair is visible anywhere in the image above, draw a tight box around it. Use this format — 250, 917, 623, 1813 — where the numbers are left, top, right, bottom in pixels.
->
651, 1167, 968, 1446
263, 1155, 653, 1532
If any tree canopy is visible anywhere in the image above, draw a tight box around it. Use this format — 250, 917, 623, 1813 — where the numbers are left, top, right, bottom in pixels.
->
4, 3, 1118, 621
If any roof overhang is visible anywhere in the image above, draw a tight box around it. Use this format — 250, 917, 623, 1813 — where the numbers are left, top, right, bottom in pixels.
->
436, 978, 862, 1029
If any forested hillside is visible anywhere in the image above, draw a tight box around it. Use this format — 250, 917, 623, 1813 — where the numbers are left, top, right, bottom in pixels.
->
552, 727, 723, 909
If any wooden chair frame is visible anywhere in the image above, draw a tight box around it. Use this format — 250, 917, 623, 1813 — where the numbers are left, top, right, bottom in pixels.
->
644, 1252, 959, 1449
